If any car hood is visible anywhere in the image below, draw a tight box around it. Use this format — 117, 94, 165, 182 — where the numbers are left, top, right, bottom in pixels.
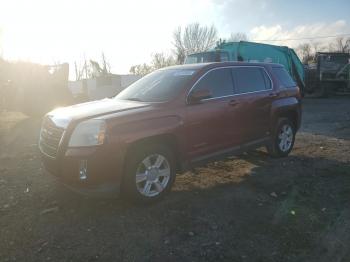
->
47, 98, 150, 128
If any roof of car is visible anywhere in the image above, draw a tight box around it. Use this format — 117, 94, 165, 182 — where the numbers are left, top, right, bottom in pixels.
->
163, 62, 283, 71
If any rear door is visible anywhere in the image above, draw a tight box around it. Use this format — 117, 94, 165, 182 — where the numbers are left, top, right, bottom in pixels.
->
230, 66, 274, 143
185, 67, 236, 159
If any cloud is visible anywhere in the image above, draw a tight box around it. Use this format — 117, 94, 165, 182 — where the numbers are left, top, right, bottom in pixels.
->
208, 0, 275, 35
249, 20, 350, 48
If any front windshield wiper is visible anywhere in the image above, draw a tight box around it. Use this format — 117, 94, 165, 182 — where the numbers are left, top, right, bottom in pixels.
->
126, 97, 143, 102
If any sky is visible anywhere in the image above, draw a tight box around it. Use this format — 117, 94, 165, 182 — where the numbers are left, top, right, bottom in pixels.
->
0, 0, 349, 78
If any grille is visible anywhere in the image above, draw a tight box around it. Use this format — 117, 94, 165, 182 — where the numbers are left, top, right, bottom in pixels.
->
39, 117, 65, 158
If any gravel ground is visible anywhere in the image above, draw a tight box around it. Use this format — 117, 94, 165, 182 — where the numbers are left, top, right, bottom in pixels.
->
0, 97, 350, 262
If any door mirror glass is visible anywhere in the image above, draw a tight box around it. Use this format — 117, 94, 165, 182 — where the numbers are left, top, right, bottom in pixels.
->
189, 88, 212, 103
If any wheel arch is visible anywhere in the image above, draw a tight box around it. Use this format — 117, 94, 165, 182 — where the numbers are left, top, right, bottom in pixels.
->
124, 133, 184, 174
275, 110, 298, 130
271, 97, 301, 131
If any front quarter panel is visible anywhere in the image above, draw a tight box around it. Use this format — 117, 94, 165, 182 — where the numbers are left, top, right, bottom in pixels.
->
106, 112, 186, 164
111, 115, 184, 144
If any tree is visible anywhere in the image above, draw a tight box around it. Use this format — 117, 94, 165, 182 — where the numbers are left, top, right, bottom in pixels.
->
151, 52, 176, 69
74, 56, 91, 80
328, 42, 336, 52
129, 53, 176, 76
90, 52, 112, 77
89, 59, 102, 78
74, 61, 83, 81
334, 37, 350, 53
310, 41, 321, 54
296, 43, 313, 64
129, 63, 153, 76
101, 52, 111, 75
74, 52, 111, 80
173, 23, 218, 64
229, 32, 248, 42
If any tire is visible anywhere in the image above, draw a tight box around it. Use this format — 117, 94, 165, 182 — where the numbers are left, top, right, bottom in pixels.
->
267, 118, 296, 158
122, 144, 176, 204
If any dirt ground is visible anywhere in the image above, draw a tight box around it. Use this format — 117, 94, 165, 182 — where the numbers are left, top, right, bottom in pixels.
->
0, 97, 350, 262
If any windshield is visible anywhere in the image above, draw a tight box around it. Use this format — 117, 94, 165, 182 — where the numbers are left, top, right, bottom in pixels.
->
116, 69, 196, 102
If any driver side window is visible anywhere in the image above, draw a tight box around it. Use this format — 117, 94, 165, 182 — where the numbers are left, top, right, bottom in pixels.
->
193, 68, 234, 98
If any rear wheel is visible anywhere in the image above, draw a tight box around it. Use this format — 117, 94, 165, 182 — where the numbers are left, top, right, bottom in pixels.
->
122, 144, 176, 204
267, 118, 296, 158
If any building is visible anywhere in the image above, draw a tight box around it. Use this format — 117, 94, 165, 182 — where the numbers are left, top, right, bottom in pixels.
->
68, 74, 141, 102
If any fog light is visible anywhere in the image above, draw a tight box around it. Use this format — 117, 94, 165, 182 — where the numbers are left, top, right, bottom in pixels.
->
79, 160, 88, 180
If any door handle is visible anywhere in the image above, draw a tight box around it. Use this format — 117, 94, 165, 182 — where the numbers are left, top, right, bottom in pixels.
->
268, 93, 278, 98
228, 100, 239, 106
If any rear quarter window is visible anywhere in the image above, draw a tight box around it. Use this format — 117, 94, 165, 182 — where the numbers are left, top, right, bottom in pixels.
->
272, 67, 296, 88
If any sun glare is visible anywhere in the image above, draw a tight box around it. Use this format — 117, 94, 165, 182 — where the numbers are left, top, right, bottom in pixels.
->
0, 0, 200, 74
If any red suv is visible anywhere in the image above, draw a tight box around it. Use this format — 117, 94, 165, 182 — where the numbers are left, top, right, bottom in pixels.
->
39, 62, 302, 203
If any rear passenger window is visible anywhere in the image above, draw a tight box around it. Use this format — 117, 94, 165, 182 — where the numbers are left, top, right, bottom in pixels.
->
194, 68, 234, 98
232, 67, 270, 94
272, 67, 296, 88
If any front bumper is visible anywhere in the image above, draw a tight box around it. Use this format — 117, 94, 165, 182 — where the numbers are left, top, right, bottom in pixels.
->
41, 145, 125, 196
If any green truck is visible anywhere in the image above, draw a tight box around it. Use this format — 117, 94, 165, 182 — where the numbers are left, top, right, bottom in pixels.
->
184, 41, 305, 94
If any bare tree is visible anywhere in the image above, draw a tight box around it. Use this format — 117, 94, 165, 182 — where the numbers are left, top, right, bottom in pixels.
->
173, 23, 218, 64
229, 32, 248, 42
328, 42, 336, 52
74, 52, 112, 80
296, 43, 313, 63
345, 38, 350, 53
74, 61, 83, 80
89, 60, 102, 77
334, 37, 350, 53
83, 56, 90, 79
74, 57, 90, 81
310, 41, 321, 54
129, 53, 176, 76
101, 52, 111, 74
129, 64, 153, 76
151, 52, 176, 69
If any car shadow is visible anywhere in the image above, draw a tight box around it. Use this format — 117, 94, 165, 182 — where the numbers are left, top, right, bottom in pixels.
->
43, 149, 350, 261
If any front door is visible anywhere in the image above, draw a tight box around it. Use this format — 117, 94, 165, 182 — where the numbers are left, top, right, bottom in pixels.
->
185, 67, 237, 159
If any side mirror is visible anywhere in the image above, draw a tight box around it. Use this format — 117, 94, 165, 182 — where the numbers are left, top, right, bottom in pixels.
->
188, 88, 212, 103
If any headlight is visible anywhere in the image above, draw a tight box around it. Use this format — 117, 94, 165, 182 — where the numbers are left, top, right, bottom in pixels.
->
68, 119, 106, 147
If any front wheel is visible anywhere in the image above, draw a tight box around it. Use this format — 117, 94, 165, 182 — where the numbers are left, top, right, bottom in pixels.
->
122, 144, 176, 204
267, 118, 296, 158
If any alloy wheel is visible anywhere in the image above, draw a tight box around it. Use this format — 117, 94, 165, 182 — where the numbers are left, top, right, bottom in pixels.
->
278, 124, 294, 152
135, 154, 171, 197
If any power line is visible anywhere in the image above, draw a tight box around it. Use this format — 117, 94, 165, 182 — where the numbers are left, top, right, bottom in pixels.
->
252, 33, 350, 42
